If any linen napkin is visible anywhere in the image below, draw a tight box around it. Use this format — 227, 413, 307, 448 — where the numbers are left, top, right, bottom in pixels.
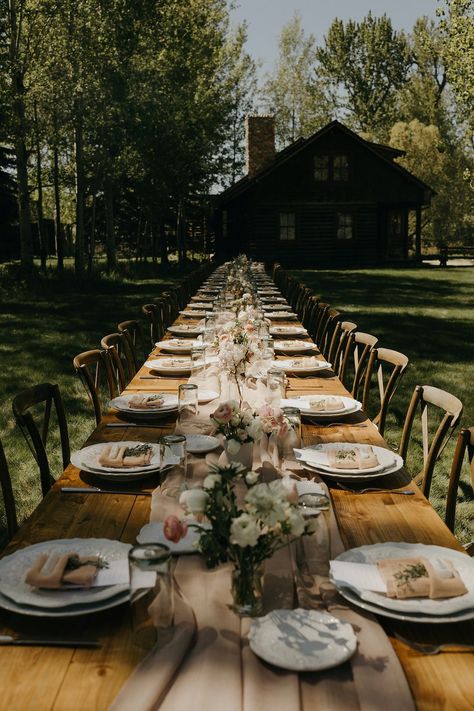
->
98, 444, 152, 468
377, 557, 467, 599
25, 552, 100, 589
128, 394, 165, 409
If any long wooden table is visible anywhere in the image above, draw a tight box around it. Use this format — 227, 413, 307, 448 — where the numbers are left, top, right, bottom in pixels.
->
0, 280, 473, 710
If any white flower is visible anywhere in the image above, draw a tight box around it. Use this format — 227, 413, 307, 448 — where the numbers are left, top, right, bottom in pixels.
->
226, 438, 241, 455
245, 481, 290, 527
246, 417, 263, 442
286, 508, 306, 537
179, 488, 208, 515
203, 473, 222, 490
230, 414, 241, 426
245, 470, 260, 485
230, 513, 261, 547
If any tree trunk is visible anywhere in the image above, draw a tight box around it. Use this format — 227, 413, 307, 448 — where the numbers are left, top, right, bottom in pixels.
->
74, 114, 85, 279
159, 218, 168, 267
88, 192, 96, 275
33, 101, 47, 270
104, 177, 117, 272
53, 139, 64, 272
9, 0, 33, 269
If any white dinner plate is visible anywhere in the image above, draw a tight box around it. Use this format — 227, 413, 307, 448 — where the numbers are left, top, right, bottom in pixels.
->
261, 297, 286, 303
272, 358, 331, 374
249, 608, 357, 671
0, 539, 130, 610
185, 434, 220, 454
270, 326, 308, 337
155, 338, 202, 353
109, 393, 178, 416
71, 442, 161, 480
145, 357, 193, 375
186, 302, 210, 309
264, 303, 291, 311
294, 443, 403, 479
333, 543, 474, 617
273, 340, 316, 354
267, 312, 297, 320
179, 310, 207, 318
282, 395, 362, 418
168, 325, 204, 337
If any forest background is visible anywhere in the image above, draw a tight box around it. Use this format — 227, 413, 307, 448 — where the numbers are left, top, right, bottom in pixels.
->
0, 0, 472, 274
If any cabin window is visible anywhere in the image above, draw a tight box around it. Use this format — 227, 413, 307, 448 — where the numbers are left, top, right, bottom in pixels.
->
337, 213, 353, 240
314, 155, 329, 181
279, 212, 296, 241
333, 155, 349, 181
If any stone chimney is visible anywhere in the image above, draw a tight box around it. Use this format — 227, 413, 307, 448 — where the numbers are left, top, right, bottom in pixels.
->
245, 115, 276, 177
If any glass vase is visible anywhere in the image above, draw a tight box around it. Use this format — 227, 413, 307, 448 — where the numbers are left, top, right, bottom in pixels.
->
230, 561, 264, 617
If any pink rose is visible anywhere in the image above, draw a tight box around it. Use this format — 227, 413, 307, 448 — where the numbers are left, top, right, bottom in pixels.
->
163, 515, 188, 543
211, 402, 233, 423
278, 420, 289, 438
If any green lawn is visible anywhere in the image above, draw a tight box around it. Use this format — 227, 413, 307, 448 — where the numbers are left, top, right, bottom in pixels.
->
291, 266, 474, 545
0, 261, 198, 541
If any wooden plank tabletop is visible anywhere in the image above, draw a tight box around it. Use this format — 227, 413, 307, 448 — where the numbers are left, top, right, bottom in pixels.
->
0, 296, 473, 710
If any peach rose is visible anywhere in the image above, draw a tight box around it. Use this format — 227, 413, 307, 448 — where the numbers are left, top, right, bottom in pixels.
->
211, 401, 233, 423
163, 515, 188, 543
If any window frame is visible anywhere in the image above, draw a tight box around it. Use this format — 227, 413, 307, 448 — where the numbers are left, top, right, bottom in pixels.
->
278, 212, 296, 242
313, 153, 351, 183
336, 211, 355, 241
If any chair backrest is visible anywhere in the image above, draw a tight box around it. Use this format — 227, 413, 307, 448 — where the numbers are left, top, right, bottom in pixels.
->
340, 331, 379, 397
100, 333, 130, 390
12, 383, 70, 498
142, 302, 165, 346
0, 438, 18, 539
319, 308, 342, 360
399, 384, 463, 499
328, 320, 357, 372
362, 347, 409, 436
73, 349, 117, 425
445, 427, 474, 533
311, 302, 330, 346
117, 319, 146, 374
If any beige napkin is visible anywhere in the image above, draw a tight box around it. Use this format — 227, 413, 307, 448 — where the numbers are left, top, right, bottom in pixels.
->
98, 444, 152, 468
128, 394, 165, 409
377, 557, 467, 600
25, 553, 99, 589
109, 592, 196, 711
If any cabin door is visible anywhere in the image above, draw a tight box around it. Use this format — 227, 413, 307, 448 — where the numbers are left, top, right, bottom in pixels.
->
385, 210, 407, 260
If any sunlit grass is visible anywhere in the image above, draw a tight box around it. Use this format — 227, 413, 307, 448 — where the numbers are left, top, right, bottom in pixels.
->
291, 266, 474, 545
0, 259, 203, 541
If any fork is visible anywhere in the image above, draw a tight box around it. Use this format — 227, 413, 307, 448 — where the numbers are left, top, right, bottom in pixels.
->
337, 483, 414, 495
394, 633, 474, 655
307, 421, 368, 428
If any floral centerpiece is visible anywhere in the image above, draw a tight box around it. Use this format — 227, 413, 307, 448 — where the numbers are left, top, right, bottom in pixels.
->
169, 462, 317, 616
215, 319, 263, 402
210, 401, 262, 466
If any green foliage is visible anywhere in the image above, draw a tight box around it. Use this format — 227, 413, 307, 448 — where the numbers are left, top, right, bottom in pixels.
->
316, 12, 412, 134
262, 12, 334, 148
439, 0, 474, 130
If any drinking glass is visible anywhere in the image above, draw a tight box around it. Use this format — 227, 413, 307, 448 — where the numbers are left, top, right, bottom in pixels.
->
178, 383, 199, 421
266, 367, 286, 404
129, 543, 174, 648
160, 433, 187, 488
279, 406, 301, 461
190, 345, 206, 381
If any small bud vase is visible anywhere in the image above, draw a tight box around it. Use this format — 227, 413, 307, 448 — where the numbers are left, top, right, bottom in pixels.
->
230, 562, 264, 617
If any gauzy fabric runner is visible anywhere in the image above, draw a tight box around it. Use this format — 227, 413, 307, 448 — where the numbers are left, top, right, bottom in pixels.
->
111, 450, 415, 711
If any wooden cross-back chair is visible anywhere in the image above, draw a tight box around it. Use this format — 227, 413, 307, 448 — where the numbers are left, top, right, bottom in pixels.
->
117, 319, 146, 375
446, 428, 474, 551
309, 301, 330, 346
327, 320, 357, 372
0, 438, 18, 540
301, 295, 320, 331
340, 331, 379, 397
12, 383, 70, 498
142, 302, 165, 347
399, 385, 463, 500
362, 347, 409, 437
319, 309, 342, 360
73, 349, 117, 425
100, 333, 130, 391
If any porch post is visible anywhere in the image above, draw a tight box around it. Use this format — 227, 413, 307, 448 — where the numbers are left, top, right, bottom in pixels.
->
415, 206, 422, 262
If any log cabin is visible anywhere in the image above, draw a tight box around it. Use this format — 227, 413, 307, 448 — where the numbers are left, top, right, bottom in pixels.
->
215, 118, 434, 266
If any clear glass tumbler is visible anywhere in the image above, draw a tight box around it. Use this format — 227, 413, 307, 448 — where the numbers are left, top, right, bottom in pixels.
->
279, 406, 302, 461
129, 543, 174, 649
178, 383, 199, 421
160, 433, 187, 489
190, 345, 206, 381
266, 367, 286, 404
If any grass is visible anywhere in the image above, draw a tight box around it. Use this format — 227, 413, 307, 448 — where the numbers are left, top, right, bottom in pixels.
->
291, 265, 474, 545
0, 258, 204, 541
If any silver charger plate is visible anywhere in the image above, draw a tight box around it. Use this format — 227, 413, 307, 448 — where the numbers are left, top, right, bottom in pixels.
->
249, 608, 357, 671
0, 538, 130, 611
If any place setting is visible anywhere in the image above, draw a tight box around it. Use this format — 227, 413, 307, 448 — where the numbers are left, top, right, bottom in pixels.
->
270, 325, 309, 337
108, 392, 179, 420
281, 394, 362, 420
273, 357, 331, 375
167, 323, 205, 337
294, 442, 404, 481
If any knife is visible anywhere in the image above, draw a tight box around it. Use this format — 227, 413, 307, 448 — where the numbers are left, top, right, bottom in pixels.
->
61, 486, 152, 497
0, 635, 101, 648
105, 423, 163, 428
